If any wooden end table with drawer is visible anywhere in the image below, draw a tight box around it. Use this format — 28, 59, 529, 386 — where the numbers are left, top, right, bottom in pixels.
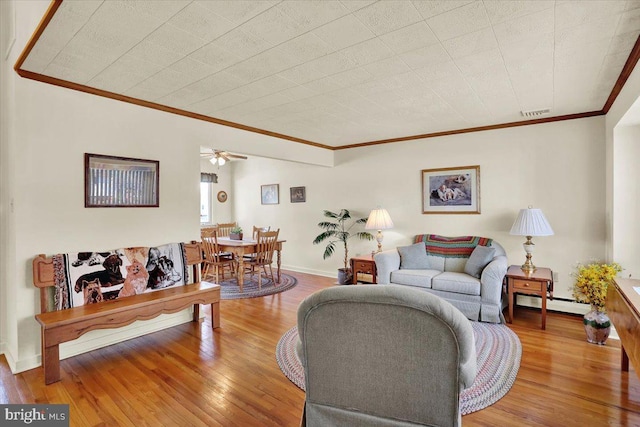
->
506, 265, 553, 330
351, 255, 377, 284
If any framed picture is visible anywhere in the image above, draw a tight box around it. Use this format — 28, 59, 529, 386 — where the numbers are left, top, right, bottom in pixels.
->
217, 191, 228, 203
290, 186, 306, 203
421, 165, 480, 214
85, 153, 159, 208
261, 184, 279, 205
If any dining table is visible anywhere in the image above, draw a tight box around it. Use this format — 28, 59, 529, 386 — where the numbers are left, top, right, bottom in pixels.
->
215, 236, 286, 292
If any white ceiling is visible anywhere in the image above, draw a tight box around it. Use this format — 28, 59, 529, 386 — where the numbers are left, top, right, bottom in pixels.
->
18, 0, 640, 148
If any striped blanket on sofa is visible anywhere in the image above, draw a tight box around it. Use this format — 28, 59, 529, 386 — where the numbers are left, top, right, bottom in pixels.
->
414, 234, 493, 258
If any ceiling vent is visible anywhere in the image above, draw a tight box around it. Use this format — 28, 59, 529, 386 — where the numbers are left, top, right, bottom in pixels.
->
521, 108, 551, 118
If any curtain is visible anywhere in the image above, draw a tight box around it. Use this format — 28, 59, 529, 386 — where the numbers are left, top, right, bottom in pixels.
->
201, 173, 218, 183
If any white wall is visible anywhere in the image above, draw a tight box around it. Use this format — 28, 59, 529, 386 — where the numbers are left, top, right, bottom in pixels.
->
612, 125, 640, 279
1, 0, 21, 368
232, 117, 608, 309
605, 51, 640, 279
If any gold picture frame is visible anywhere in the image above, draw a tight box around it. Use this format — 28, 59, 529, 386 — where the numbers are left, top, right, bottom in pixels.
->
421, 165, 480, 214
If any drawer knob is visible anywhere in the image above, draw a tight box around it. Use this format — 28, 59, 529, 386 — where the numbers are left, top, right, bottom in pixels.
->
524, 282, 530, 287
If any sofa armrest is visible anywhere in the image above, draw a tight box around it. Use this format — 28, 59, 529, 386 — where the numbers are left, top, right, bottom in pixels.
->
480, 255, 508, 304
373, 249, 400, 284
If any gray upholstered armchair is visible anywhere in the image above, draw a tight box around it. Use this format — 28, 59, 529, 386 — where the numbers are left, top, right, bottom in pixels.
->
297, 284, 477, 427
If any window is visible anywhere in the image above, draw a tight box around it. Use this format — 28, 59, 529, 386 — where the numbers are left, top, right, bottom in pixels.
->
200, 173, 217, 224
200, 182, 211, 224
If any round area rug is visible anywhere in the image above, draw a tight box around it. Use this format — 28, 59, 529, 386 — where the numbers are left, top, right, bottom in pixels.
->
214, 272, 297, 300
275, 321, 521, 415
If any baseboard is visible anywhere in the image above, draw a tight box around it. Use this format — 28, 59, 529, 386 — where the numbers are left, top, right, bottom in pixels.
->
3, 345, 18, 373
516, 296, 590, 315
515, 296, 620, 340
281, 264, 335, 278
12, 309, 195, 374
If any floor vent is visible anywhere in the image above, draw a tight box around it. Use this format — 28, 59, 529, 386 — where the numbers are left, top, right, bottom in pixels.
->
521, 108, 551, 117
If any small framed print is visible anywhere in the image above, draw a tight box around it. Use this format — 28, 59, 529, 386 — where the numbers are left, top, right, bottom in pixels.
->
290, 186, 306, 203
421, 165, 480, 214
217, 191, 228, 203
261, 184, 279, 205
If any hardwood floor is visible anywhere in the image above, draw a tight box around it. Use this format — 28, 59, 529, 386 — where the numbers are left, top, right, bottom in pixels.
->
2, 271, 639, 426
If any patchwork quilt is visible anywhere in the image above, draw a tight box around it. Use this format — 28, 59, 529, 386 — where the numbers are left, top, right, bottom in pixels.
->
52, 243, 188, 310
414, 234, 493, 258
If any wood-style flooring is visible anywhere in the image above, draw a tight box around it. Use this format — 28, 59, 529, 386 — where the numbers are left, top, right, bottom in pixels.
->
1, 270, 639, 426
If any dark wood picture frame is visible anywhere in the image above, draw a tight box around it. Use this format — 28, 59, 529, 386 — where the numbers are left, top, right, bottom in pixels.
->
85, 153, 159, 208
290, 186, 306, 203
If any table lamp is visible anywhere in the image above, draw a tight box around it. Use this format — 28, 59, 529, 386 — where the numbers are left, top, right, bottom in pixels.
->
365, 208, 394, 252
509, 206, 554, 272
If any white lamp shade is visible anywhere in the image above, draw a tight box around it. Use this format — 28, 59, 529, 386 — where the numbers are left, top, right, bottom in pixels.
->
209, 157, 217, 165
510, 207, 554, 236
365, 208, 394, 230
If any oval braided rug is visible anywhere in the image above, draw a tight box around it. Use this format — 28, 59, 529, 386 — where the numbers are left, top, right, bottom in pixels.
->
216, 272, 297, 300
275, 321, 521, 415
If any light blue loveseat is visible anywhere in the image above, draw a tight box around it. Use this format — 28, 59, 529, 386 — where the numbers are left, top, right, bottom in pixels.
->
374, 234, 508, 323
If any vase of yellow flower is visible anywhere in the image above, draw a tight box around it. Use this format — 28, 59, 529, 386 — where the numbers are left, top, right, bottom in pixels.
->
571, 262, 622, 345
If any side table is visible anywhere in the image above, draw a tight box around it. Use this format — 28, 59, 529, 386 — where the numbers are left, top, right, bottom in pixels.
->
505, 265, 553, 330
350, 255, 377, 284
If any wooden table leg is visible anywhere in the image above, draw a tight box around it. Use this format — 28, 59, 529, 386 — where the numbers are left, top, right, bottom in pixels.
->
622, 345, 630, 371
235, 249, 245, 292
508, 279, 514, 323
277, 249, 282, 283
541, 282, 547, 330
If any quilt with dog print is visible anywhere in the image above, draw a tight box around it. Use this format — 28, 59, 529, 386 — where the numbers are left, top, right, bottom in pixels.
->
52, 243, 188, 310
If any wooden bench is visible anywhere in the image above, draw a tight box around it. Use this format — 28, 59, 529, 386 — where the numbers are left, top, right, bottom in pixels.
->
32, 241, 220, 385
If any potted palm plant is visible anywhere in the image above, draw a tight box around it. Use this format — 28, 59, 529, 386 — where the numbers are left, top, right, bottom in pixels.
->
313, 209, 374, 285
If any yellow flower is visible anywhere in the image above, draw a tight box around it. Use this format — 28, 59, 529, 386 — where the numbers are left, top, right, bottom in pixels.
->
571, 262, 622, 312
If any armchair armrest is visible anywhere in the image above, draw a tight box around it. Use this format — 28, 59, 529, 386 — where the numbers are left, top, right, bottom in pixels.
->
480, 255, 508, 304
373, 249, 400, 284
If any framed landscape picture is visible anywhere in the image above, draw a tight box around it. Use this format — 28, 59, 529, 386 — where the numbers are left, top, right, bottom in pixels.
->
421, 165, 480, 214
290, 186, 306, 203
261, 184, 279, 205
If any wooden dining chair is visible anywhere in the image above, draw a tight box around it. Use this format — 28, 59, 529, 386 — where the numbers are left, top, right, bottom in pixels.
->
243, 229, 279, 289
216, 222, 236, 237
201, 229, 237, 283
252, 225, 271, 240
244, 226, 271, 261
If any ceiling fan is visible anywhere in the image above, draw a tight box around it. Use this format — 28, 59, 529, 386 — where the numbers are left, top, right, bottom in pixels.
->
200, 149, 247, 166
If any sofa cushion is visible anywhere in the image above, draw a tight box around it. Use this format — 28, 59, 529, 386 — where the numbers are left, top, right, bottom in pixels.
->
390, 269, 440, 288
432, 272, 481, 296
398, 243, 430, 269
464, 245, 496, 278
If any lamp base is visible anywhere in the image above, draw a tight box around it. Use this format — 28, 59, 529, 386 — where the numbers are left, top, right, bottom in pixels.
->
375, 230, 384, 252
521, 239, 536, 273
520, 260, 536, 273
